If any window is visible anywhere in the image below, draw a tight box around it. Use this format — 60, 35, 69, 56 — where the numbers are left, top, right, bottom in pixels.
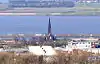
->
88, 42, 90, 44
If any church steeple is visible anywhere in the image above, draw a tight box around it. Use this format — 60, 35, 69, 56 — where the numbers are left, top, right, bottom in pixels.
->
48, 17, 52, 35
44, 17, 56, 41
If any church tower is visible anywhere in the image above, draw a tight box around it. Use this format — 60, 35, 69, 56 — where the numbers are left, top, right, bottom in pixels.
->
45, 17, 56, 41
48, 17, 52, 36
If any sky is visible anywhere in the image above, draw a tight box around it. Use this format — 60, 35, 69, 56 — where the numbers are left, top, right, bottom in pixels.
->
0, 0, 8, 3
0, 0, 74, 3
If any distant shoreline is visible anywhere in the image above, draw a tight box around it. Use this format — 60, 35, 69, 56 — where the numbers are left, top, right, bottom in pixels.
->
0, 13, 99, 16
0, 13, 37, 16
0, 7, 100, 16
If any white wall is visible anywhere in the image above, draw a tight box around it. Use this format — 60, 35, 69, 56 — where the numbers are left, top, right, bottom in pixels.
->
28, 46, 57, 56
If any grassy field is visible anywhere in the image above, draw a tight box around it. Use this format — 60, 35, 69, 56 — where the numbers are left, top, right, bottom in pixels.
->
0, 49, 100, 64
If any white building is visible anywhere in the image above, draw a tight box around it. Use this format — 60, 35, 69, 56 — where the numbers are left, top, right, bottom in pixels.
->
28, 46, 57, 56
54, 37, 100, 54
68, 40, 91, 49
67, 37, 99, 49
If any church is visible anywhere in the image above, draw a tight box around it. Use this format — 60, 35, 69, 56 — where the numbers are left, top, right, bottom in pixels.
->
44, 17, 56, 42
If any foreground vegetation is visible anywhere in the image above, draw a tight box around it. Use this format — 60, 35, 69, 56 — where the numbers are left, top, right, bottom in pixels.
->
0, 49, 100, 64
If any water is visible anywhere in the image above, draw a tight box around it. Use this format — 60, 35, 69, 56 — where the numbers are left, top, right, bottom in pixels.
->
0, 16, 100, 34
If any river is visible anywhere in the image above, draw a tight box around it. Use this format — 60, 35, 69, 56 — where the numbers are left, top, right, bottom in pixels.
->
0, 16, 100, 34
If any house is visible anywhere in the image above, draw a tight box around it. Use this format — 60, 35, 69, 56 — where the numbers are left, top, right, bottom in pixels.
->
67, 37, 99, 49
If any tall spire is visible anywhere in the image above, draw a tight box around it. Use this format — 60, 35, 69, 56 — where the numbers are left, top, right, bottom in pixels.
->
48, 17, 52, 35
45, 17, 56, 41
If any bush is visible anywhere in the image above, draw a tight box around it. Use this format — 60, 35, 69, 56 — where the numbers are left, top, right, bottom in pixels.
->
0, 50, 100, 64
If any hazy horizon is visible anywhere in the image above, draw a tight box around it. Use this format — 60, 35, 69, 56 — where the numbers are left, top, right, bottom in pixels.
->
0, 0, 74, 3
